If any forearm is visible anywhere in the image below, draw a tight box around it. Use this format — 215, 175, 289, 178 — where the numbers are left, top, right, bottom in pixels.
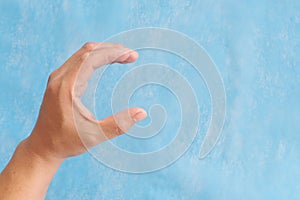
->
0, 138, 64, 200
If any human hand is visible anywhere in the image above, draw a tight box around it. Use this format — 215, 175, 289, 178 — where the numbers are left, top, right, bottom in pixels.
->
25, 42, 147, 161
0, 42, 147, 200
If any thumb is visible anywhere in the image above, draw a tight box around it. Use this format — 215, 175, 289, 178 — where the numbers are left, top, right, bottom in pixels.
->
98, 108, 147, 140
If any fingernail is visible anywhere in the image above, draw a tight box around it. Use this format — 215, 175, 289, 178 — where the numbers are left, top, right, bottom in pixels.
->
132, 110, 147, 122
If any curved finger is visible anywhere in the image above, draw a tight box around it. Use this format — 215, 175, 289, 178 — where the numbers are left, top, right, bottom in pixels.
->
71, 44, 138, 98
49, 42, 100, 81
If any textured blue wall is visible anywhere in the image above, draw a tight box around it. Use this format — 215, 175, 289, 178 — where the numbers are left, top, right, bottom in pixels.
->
0, 0, 300, 199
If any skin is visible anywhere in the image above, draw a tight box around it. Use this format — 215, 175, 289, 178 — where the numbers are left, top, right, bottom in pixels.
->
0, 42, 147, 200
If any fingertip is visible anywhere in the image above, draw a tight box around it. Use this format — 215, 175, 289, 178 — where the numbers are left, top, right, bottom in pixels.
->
120, 51, 138, 64
131, 108, 147, 122
128, 51, 139, 62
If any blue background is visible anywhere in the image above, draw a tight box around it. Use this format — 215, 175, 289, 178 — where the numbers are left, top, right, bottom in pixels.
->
0, 0, 300, 199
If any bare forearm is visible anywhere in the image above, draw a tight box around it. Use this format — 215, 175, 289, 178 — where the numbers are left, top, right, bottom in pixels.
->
0, 138, 64, 200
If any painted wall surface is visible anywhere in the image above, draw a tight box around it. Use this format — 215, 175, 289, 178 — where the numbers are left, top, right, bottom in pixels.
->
0, 0, 299, 199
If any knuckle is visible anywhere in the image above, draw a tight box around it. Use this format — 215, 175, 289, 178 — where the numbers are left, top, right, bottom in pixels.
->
47, 71, 56, 84
46, 80, 58, 95
82, 42, 97, 52
46, 77, 70, 100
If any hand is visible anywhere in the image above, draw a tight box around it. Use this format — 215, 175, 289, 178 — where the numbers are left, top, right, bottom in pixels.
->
25, 42, 147, 160
0, 42, 147, 200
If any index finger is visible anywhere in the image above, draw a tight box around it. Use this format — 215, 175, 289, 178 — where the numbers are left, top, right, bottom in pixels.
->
71, 43, 138, 98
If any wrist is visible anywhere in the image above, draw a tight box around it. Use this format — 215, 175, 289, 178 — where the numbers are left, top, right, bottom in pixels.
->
0, 137, 64, 200
20, 136, 65, 167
